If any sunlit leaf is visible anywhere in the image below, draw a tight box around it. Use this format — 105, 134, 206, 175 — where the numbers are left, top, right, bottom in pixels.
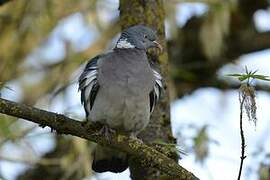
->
238, 75, 249, 81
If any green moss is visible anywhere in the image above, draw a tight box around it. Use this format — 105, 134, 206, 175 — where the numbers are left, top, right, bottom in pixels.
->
117, 134, 126, 142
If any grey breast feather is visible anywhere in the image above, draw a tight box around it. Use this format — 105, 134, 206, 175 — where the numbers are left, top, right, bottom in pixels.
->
78, 50, 163, 121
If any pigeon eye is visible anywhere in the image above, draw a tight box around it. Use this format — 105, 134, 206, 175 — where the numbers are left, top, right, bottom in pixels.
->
144, 34, 148, 39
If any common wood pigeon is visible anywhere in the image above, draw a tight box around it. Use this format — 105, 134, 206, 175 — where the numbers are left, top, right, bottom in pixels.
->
79, 25, 163, 173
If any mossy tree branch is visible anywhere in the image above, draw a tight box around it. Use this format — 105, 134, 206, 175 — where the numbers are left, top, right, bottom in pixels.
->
0, 98, 198, 180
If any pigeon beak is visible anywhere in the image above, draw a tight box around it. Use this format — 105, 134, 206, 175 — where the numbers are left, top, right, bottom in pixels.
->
153, 40, 163, 53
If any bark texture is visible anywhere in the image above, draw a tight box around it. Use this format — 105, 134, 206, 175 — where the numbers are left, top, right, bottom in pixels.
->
119, 0, 177, 179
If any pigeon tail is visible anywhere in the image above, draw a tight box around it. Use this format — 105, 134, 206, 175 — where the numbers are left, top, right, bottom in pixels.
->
92, 145, 128, 173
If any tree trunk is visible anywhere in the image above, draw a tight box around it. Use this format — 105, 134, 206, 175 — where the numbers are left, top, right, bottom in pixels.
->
119, 1, 177, 179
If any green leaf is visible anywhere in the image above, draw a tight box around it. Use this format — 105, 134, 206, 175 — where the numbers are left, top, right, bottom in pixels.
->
227, 74, 243, 77
251, 69, 258, 75
245, 66, 249, 74
238, 75, 250, 81
252, 75, 270, 81
227, 67, 270, 82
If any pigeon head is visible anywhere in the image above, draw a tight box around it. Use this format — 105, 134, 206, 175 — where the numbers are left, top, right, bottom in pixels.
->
116, 25, 162, 51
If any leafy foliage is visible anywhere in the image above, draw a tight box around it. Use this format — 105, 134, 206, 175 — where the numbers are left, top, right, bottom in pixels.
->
227, 66, 270, 83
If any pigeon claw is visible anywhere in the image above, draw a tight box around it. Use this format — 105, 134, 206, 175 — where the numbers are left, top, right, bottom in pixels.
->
129, 133, 143, 144
93, 125, 116, 141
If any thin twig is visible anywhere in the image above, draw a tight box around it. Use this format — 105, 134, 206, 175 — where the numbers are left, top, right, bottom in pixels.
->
237, 94, 247, 180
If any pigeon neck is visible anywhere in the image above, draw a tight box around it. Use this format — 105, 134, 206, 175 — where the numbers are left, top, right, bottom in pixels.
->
115, 38, 135, 49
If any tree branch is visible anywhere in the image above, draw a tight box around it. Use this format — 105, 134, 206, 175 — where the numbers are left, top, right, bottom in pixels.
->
228, 32, 270, 58
0, 98, 198, 180
204, 80, 270, 94
237, 94, 246, 180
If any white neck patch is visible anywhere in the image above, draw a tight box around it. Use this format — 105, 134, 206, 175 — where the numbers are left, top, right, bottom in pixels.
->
116, 38, 135, 49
